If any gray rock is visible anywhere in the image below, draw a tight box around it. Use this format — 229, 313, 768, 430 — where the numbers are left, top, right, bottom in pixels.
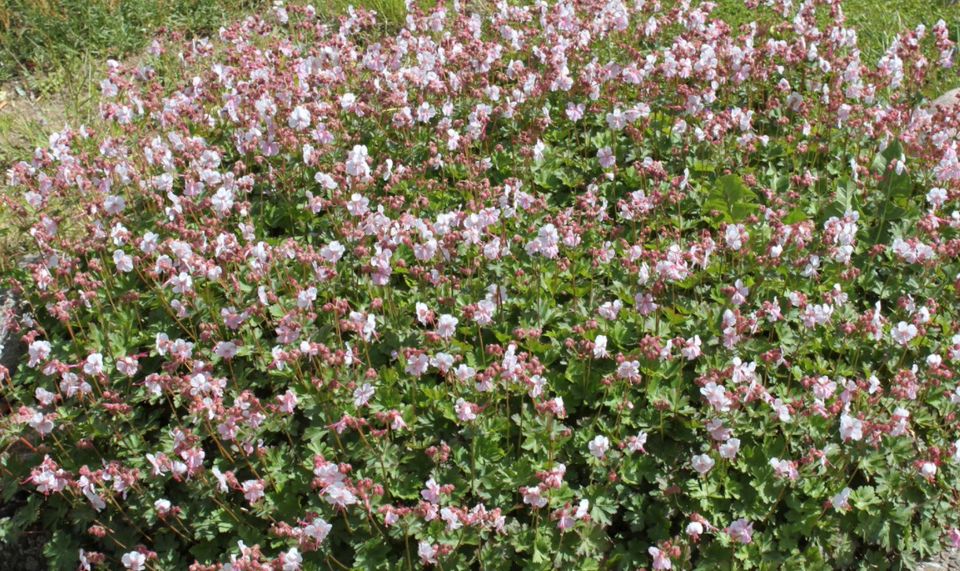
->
932, 88, 960, 112
0, 288, 24, 379
919, 548, 960, 571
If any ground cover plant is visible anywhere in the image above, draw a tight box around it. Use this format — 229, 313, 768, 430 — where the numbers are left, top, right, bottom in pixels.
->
2, 0, 960, 568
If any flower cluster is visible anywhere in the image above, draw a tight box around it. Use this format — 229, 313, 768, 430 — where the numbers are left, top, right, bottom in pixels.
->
2, 0, 960, 569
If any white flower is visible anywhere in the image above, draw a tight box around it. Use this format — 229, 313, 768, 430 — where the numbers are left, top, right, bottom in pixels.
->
28, 340, 51, 368
288, 106, 311, 131
113, 249, 134, 273
353, 383, 375, 407
345, 145, 371, 179
724, 224, 746, 250
303, 518, 332, 543
455, 398, 478, 422
691, 453, 715, 475
154, 499, 172, 515
121, 551, 146, 571
282, 547, 303, 571
719, 438, 740, 459
593, 335, 608, 359
533, 139, 546, 163
839, 413, 863, 442
588, 435, 610, 459
831, 487, 852, 510
418, 542, 438, 564
436, 314, 458, 339
83, 353, 104, 376
890, 321, 918, 346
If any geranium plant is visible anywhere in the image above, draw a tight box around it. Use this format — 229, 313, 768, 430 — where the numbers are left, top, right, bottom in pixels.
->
2, 0, 960, 569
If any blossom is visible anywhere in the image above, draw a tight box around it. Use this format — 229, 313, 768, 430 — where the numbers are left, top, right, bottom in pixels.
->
891, 321, 918, 346
436, 314, 458, 339
288, 106, 311, 131
948, 528, 960, 550
839, 413, 864, 442
418, 542, 438, 565
353, 383, 375, 407
726, 519, 754, 544
724, 224, 746, 250
345, 145, 371, 179
27, 340, 51, 368
154, 499, 172, 515
691, 454, 715, 475
719, 438, 740, 460
113, 249, 134, 273
593, 335, 608, 359
625, 431, 648, 454
598, 146, 615, 169
303, 518, 332, 543
421, 478, 442, 504
241, 479, 265, 504
769, 458, 799, 481
588, 435, 610, 459
83, 353, 104, 376
617, 360, 640, 381
649, 546, 672, 570
121, 551, 146, 571
521, 484, 547, 508
701, 382, 732, 412
282, 547, 303, 571
831, 487, 853, 510
455, 398, 478, 422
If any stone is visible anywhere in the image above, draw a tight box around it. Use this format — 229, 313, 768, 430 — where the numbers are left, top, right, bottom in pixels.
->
932, 88, 960, 113
919, 548, 960, 571
0, 288, 24, 379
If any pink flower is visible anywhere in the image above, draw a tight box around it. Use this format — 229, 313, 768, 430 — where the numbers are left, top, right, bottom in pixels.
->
597, 146, 616, 169
617, 361, 640, 381
726, 519, 754, 544
649, 546, 672, 570
625, 431, 648, 454
418, 542, 438, 565
421, 478, 442, 504
303, 518, 332, 544
947, 528, 960, 549
701, 382, 732, 412
436, 314, 458, 339
345, 145, 371, 180
521, 484, 547, 509
769, 458, 799, 481
27, 340, 51, 368
241, 479, 265, 504
455, 398, 478, 422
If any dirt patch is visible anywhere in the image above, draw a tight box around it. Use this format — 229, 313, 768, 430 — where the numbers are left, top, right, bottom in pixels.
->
0, 86, 68, 165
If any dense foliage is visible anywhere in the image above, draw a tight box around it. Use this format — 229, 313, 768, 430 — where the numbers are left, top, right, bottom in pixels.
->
3, 0, 960, 569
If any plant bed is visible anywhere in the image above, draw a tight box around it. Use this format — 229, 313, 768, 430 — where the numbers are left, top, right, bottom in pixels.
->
2, 1, 960, 569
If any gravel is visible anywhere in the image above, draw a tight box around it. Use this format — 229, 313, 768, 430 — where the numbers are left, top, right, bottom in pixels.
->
0, 288, 24, 380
